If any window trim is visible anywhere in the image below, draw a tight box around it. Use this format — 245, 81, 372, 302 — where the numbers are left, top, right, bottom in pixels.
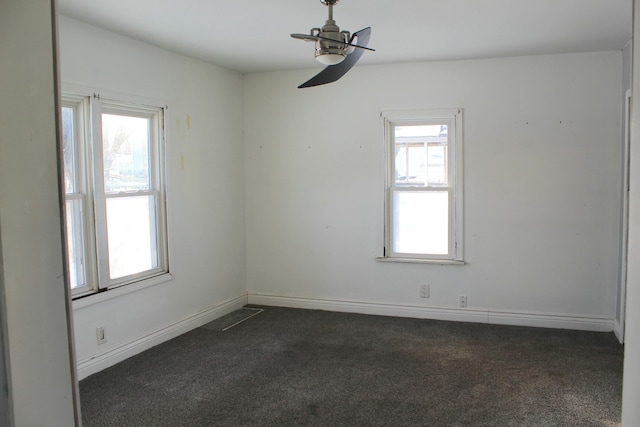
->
61, 95, 97, 297
61, 88, 171, 299
380, 108, 464, 263
93, 99, 169, 289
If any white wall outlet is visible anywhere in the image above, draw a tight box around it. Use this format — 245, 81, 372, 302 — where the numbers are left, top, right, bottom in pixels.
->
459, 295, 467, 308
96, 326, 107, 345
420, 284, 430, 298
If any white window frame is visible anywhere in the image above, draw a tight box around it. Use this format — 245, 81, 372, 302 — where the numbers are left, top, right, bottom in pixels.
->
62, 91, 170, 298
380, 108, 464, 264
61, 95, 97, 296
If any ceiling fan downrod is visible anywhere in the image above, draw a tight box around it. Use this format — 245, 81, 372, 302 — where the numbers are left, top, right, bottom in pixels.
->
321, 0, 339, 20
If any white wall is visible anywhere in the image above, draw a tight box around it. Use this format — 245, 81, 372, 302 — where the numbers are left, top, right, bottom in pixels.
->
622, 1, 640, 424
0, 2, 78, 424
244, 52, 623, 330
58, 17, 247, 378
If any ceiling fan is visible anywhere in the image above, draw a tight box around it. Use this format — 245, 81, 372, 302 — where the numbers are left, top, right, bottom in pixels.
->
291, 0, 374, 88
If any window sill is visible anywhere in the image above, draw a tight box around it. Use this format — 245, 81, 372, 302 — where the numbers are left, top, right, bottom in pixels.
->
72, 272, 174, 310
376, 257, 465, 265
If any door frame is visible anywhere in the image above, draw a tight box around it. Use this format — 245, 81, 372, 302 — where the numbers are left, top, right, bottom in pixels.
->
618, 88, 632, 343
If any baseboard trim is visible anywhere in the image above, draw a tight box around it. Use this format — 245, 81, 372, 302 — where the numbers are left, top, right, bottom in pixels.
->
248, 293, 614, 333
76, 293, 248, 380
613, 319, 624, 343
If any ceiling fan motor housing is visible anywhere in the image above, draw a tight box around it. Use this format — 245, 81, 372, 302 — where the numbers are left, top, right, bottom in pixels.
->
315, 0, 347, 65
314, 23, 347, 63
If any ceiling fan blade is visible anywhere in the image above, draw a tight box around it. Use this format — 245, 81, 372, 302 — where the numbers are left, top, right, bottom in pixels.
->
298, 27, 371, 89
291, 33, 319, 42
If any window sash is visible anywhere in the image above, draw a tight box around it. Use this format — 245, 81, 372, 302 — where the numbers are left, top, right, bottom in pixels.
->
62, 96, 98, 296
65, 194, 91, 294
103, 191, 164, 287
383, 109, 463, 262
387, 187, 453, 259
91, 98, 167, 290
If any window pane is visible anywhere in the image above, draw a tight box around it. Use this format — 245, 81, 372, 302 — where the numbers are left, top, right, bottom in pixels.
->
427, 144, 447, 185
61, 107, 76, 193
102, 114, 151, 193
65, 198, 86, 288
106, 195, 158, 280
394, 124, 448, 186
392, 191, 449, 255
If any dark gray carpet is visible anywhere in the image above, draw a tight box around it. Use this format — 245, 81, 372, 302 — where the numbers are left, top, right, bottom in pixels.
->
80, 306, 623, 426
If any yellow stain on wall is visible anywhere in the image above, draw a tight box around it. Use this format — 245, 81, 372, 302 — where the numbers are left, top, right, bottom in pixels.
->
186, 115, 191, 130
180, 155, 185, 170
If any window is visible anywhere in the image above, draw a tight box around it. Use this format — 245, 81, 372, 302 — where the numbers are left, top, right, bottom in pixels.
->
382, 109, 463, 262
61, 93, 169, 297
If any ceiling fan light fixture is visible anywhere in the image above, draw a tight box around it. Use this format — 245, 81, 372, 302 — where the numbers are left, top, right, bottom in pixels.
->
316, 50, 346, 65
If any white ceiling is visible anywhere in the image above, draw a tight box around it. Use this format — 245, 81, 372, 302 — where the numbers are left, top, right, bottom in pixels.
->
57, 0, 632, 74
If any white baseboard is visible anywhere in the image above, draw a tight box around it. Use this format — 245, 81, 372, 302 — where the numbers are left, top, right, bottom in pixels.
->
248, 293, 614, 333
613, 319, 624, 343
76, 293, 248, 380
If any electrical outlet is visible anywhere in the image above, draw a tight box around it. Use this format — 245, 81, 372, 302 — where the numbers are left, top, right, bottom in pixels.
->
96, 326, 107, 345
459, 296, 467, 308
420, 284, 430, 298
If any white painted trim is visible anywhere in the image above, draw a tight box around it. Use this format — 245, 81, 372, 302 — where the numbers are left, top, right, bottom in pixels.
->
76, 293, 248, 380
375, 256, 465, 265
248, 293, 614, 333
73, 272, 174, 309
614, 319, 624, 343
381, 108, 464, 262
62, 82, 169, 112
617, 88, 633, 344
